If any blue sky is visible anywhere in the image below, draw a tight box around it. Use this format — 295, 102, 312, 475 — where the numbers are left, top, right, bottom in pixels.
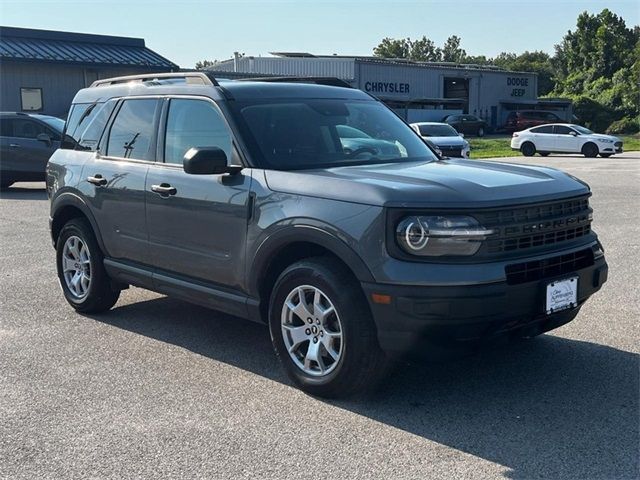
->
1, 0, 638, 68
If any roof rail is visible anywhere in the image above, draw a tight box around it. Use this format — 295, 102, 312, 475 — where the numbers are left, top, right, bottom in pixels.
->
237, 76, 352, 88
91, 72, 219, 87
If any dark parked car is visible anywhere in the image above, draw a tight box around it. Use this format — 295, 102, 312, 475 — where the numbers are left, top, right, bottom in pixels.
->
505, 110, 563, 132
442, 114, 488, 137
47, 73, 607, 397
0, 112, 64, 189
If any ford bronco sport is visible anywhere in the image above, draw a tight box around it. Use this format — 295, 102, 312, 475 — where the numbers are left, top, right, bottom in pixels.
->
47, 73, 608, 397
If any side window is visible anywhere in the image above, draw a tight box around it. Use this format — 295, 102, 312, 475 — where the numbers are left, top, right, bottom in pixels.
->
62, 103, 94, 149
164, 98, 232, 165
531, 125, 553, 134
107, 99, 159, 160
78, 100, 117, 151
554, 125, 573, 135
11, 119, 48, 139
0, 119, 13, 136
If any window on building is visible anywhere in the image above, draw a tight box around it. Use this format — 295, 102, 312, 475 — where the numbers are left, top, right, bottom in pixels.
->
164, 99, 232, 164
107, 99, 159, 160
20, 88, 43, 111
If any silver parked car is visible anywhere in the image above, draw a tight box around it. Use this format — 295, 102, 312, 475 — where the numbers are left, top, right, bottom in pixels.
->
410, 122, 470, 158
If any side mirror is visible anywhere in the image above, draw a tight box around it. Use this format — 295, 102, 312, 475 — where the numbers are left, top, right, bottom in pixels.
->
37, 133, 52, 147
569, 131, 578, 136
459, 133, 465, 138
183, 147, 242, 175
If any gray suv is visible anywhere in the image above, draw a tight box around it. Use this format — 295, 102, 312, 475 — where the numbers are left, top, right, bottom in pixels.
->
47, 73, 608, 397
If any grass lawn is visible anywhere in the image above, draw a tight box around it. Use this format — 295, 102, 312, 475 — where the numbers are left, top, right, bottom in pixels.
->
468, 134, 639, 159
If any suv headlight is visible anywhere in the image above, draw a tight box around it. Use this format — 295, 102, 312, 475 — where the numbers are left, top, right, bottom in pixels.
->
597, 138, 614, 143
396, 215, 495, 256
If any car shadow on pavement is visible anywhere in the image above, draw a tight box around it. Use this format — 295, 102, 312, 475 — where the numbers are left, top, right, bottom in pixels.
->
0, 186, 48, 200
95, 295, 639, 480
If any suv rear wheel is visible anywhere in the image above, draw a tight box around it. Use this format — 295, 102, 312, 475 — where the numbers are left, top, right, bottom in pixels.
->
56, 218, 120, 313
269, 257, 390, 398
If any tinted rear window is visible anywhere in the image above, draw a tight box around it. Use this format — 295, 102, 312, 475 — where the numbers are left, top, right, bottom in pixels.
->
530, 125, 554, 134
63, 103, 97, 149
77, 100, 117, 151
106, 99, 159, 160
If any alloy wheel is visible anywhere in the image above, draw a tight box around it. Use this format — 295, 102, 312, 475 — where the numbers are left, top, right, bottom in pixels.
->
281, 285, 344, 376
62, 235, 91, 299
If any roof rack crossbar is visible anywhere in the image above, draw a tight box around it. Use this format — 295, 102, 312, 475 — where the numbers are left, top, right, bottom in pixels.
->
90, 72, 219, 87
236, 76, 352, 88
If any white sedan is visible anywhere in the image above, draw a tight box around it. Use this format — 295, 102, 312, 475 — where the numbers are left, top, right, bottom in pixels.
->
510, 124, 623, 158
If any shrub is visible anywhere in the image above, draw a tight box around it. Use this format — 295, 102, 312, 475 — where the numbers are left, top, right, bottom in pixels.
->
606, 116, 640, 134
571, 96, 617, 132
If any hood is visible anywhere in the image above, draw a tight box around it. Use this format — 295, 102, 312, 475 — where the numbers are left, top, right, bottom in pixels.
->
264, 159, 590, 208
587, 133, 620, 142
421, 136, 467, 147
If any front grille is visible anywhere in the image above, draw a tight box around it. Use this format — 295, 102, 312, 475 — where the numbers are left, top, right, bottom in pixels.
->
440, 146, 463, 157
614, 141, 622, 148
505, 248, 594, 285
482, 196, 592, 254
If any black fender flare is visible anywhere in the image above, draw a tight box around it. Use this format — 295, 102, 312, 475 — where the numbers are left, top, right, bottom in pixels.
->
50, 192, 107, 253
247, 223, 375, 298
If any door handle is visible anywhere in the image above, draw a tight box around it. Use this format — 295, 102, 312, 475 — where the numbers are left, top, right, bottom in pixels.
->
151, 183, 177, 196
87, 174, 107, 186
9, 143, 20, 148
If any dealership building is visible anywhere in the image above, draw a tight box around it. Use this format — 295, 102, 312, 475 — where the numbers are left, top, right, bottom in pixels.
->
0, 26, 178, 118
208, 53, 571, 130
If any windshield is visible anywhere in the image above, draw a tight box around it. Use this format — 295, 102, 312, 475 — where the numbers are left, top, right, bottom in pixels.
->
39, 116, 65, 133
230, 98, 437, 170
573, 125, 593, 135
417, 124, 459, 137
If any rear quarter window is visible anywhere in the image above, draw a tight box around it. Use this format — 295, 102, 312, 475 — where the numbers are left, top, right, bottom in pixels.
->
78, 100, 117, 151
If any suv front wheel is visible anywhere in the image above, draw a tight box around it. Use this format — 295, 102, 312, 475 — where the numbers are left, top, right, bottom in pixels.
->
56, 218, 120, 313
269, 257, 390, 398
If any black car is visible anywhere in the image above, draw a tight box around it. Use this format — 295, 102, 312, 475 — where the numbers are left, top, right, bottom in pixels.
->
0, 112, 64, 189
442, 114, 488, 137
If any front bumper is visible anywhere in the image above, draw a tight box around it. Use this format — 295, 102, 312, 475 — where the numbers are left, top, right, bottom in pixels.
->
362, 255, 607, 355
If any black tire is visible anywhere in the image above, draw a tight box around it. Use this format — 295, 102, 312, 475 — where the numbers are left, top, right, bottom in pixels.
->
477, 126, 485, 137
600, 153, 612, 158
582, 142, 598, 158
56, 218, 120, 313
269, 257, 390, 398
521, 142, 536, 157
539, 152, 550, 157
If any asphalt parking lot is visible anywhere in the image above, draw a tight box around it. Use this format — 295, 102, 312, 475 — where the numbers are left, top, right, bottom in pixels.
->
1, 152, 638, 479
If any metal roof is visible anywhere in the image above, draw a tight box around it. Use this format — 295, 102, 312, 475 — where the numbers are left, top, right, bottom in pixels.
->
0, 26, 178, 70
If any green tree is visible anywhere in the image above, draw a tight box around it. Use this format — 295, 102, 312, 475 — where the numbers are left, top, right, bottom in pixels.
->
494, 51, 555, 96
373, 37, 412, 59
409, 36, 442, 62
554, 9, 638, 89
441, 35, 466, 63
195, 59, 216, 70
552, 9, 639, 129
